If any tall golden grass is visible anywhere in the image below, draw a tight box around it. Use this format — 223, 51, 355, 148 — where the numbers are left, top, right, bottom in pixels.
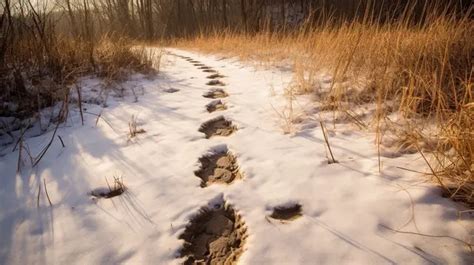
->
175, 8, 473, 207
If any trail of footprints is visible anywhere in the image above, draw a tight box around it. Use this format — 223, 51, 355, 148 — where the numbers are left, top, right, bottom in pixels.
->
172, 54, 303, 264
85, 53, 304, 264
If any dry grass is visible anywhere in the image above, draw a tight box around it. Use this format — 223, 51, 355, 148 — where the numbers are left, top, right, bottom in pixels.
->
1, 36, 155, 121
175, 8, 473, 207
96, 39, 156, 81
91, 176, 127, 199
128, 114, 146, 139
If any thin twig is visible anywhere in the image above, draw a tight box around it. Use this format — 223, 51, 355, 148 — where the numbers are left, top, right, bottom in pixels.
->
76, 84, 84, 126
57, 135, 65, 148
12, 121, 33, 152
416, 144, 448, 191
105, 177, 112, 192
43, 178, 52, 207
94, 111, 102, 126
320, 121, 337, 164
33, 88, 71, 167
17, 137, 23, 173
379, 224, 473, 251
344, 110, 367, 129
84, 111, 117, 132
396, 166, 430, 175
37, 182, 41, 208
33, 121, 60, 167
395, 184, 420, 232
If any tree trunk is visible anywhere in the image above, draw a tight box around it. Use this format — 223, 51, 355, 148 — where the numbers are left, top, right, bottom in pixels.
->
222, 0, 228, 28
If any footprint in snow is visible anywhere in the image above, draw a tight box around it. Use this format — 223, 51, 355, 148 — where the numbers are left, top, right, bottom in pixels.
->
194, 147, 242, 187
206, 80, 226, 86
206, 100, 227, 113
199, 116, 237, 138
179, 199, 247, 264
203, 88, 228, 99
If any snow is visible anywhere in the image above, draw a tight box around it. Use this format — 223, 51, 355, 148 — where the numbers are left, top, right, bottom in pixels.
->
0, 48, 472, 264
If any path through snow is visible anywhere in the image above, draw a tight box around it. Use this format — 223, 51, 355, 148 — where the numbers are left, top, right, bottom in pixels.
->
0, 48, 472, 264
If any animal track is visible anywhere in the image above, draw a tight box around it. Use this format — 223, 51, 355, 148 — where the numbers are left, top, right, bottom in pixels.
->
195, 148, 242, 187
179, 201, 247, 265
206, 100, 227, 113
203, 88, 228, 99
199, 116, 237, 138
203, 69, 218, 73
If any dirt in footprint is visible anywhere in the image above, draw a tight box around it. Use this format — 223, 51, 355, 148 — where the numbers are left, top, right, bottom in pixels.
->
203, 88, 228, 99
207, 73, 226, 79
199, 116, 237, 138
206, 100, 227, 113
269, 203, 303, 222
207, 80, 226, 86
179, 202, 247, 265
195, 149, 242, 187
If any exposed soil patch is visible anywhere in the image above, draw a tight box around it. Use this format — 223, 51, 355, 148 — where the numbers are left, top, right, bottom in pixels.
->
207, 80, 226, 86
207, 73, 226, 79
206, 100, 227, 113
203, 69, 218, 73
179, 203, 247, 265
203, 88, 228, 99
199, 116, 237, 138
270, 203, 303, 222
195, 149, 242, 187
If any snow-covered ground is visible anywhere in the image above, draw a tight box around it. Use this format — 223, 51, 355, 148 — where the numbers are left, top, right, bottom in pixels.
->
0, 48, 472, 264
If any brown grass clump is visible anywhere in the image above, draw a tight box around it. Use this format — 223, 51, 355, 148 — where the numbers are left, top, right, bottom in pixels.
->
91, 176, 126, 199
96, 39, 156, 81
175, 6, 473, 206
128, 114, 146, 139
435, 103, 473, 207
1, 35, 155, 122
